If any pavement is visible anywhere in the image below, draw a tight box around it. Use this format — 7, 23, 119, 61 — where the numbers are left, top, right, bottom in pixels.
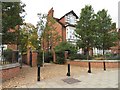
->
15, 69, 119, 88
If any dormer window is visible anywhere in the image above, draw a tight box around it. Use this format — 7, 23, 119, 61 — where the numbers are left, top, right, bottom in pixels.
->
65, 14, 76, 25
69, 16, 75, 24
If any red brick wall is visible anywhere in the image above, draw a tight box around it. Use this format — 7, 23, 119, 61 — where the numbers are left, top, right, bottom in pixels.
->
59, 17, 66, 25
1, 66, 20, 81
67, 61, 120, 68
27, 48, 30, 65
26, 49, 38, 66
32, 52, 37, 66
62, 27, 66, 41
48, 8, 54, 17
7, 44, 17, 50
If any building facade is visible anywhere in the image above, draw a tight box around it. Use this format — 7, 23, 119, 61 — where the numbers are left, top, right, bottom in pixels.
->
43, 8, 78, 51
44, 8, 120, 56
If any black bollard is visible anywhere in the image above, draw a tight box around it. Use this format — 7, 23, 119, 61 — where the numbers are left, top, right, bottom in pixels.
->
30, 51, 32, 67
88, 62, 91, 73
67, 64, 70, 76
37, 64, 40, 81
103, 61, 106, 71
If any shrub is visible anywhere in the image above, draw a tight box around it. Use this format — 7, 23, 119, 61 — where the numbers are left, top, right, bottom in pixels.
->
107, 54, 120, 60
56, 51, 65, 64
54, 41, 77, 54
69, 54, 93, 60
54, 42, 77, 63
44, 51, 53, 63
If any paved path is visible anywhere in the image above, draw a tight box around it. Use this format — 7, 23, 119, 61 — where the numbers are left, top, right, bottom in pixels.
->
16, 69, 119, 88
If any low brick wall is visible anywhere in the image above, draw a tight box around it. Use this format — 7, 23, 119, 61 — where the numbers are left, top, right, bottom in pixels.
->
0, 63, 20, 81
66, 60, 120, 68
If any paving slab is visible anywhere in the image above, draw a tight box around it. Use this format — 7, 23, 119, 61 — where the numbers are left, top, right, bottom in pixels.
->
2, 64, 119, 89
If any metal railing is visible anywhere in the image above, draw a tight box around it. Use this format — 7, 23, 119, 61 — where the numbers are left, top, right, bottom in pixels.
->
0, 50, 19, 65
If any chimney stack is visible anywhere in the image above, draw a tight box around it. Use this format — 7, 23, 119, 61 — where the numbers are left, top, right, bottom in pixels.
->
48, 7, 54, 17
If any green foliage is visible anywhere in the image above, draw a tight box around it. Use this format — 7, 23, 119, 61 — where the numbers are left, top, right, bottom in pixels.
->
75, 5, 96, 59
69, 54, 92, 60
37, 14, 62, 51
44, 51, 53, 63
54, 42, 77, 64
105, 54, 120, 60
55, 51, 65, 64
44, 16, 62, 50
94, 9, 117, 55
2, 2, 25, 44
75, 5, 118, 59
3, 49, 13, 62
54, 41, 77, 54
19, 23, 39, 53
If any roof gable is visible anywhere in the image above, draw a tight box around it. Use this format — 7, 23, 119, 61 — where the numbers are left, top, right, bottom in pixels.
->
59, 10, 78, 20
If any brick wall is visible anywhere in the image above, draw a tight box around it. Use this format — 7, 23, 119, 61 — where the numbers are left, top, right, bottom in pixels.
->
25, 49, 38, 67
59, 17, 66, 25
0, 64, 20, 81
32, 52, 37, 66
67, 60, 120, 68
7, 44, 17, 50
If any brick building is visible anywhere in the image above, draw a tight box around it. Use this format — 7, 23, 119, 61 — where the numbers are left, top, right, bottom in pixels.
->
110, 29, 120, 54
43, 8, 120, 59
43, 8, 78, 52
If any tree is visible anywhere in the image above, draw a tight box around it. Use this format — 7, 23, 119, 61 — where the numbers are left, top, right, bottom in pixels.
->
36, 13, 47, 50
54, 41, 77, 53
94, 9, 117, 57
44, 16, 62, 51
75, 5, 96, 59
54, 41, 77, 64
19, 23, 39, 53
37, 13, 62, 63
2, 2, 25, 44
37, 13, 62, 52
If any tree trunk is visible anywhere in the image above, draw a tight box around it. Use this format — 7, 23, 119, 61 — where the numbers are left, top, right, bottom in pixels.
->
103, 42, 105, 59
87, 47, 89, 60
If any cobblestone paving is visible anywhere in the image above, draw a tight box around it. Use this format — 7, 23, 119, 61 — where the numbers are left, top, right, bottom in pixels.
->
2, 63, 119, 88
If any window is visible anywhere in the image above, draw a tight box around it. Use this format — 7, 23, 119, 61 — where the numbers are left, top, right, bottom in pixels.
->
67, 16, 70, 22
69, 17, 75, 24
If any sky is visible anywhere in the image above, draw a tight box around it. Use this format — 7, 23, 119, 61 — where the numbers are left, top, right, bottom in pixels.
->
21, 0, 119, 28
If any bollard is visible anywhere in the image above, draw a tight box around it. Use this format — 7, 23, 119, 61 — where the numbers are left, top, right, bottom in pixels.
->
88, 62, 91, 73
67, 64, 70, 76
37, 64, 40, 81
30, 51, 32, 67
103, 61, 106, 71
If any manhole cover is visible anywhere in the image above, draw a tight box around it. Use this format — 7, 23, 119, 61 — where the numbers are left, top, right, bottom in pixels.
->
62, 78, 81, 84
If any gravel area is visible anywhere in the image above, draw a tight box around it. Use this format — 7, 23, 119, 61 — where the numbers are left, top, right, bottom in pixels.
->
2, 63, 118, 88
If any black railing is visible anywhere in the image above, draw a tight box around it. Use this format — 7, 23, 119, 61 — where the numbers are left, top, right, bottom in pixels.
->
0, 50, 19, 65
